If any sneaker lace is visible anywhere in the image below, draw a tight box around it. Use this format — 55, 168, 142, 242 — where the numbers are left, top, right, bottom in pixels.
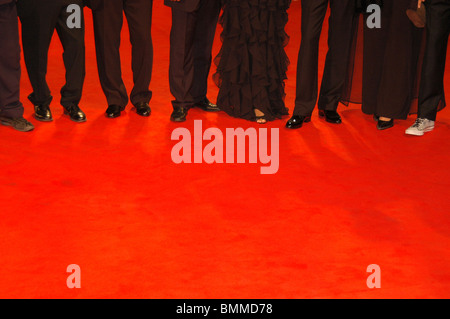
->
412, 118, 426, 128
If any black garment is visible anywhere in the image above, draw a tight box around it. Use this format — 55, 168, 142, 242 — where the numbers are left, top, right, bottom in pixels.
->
0, 0, 23, 118
164, 0, 201, 12
355, 0, 384, 12
17, 0, 85, 109
418, 0, 449, 121
292, 0, 357, 117
360, 0, 424, 119
166, 0, 221, 110
213, 0, 290, 122
90, 0, 153, 108
0, 0, 15, 5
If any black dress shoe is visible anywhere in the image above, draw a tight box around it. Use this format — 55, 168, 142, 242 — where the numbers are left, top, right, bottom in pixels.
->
285, 115, 311, 129
106, 105, 125, 118
377, 119, 394, 130
373, 114, 379, 121
170, 107, 188, 122
319, 110, 342, 124
194, 98, 220, 112
134, 102, 151, 117
34, 104, 53, 122
64, 105, 86, 123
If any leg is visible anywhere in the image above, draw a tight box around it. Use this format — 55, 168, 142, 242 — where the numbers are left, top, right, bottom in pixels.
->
169, 8, 197, 112
292, 0, 329, 117
0, 2, 24, 119
91, 0, 128, 109
55, 1, 86, 109
124, 0, 154, 107
318, 0, 357, 112
417, 0, 450, 121
19, 0, 59, 108
191, 0, 221, 104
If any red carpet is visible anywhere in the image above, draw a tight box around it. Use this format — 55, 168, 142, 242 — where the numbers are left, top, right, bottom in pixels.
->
1, 2, 450, 299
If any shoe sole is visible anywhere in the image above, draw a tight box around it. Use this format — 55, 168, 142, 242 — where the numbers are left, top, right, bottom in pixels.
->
132, 107, 151, 117
194, 103, 221, 112
198, 107, 220, 112
377, 124, 394, 130
285, 117, 311, 129
33, 114, 53, 122
170, 117, 187, 123
64, 111, 86, 123
319, 113, 342, 124
69, 118, 87, 123
405, 126, 434, 136
105, 106, 126, 119
106, 113, 121, 119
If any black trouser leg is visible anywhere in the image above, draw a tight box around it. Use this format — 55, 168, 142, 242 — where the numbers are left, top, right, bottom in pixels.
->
418, 0, 450, 121
318, 0, 356, 111
19, 1, 59, 107
169, 8, 197, 109
191, 0, 220, 103
124, 0, 154, 106
293, 0, 328, 116
92, 0, 128, 108
56, 1, 85, 109
0, 2, 24, 119
293, 0, 355, 116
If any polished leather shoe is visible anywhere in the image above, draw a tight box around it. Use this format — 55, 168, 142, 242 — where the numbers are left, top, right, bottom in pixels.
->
106, 105, 125, 118
377, 119, 394, 130
285, 115, 311, 129
64, 105, 86, 123
134, 102, 151, 117
319, 109, 342, 124
170, 107, 188, 122
194, 98, 220, 112
34, 104, 53, 122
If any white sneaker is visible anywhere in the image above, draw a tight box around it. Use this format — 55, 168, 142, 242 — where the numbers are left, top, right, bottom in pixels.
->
405, 118, 435, 136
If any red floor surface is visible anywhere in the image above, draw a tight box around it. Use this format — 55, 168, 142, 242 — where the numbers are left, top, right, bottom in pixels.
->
1, 2, 450, 299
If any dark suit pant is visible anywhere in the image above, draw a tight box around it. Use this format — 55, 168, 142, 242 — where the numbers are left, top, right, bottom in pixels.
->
169, 0, 220, 109
19, 0, 85, 108
0, 1, 23, 118
293, 0, 356, 117
418, 0, 450, 121
91, 0, 153, 108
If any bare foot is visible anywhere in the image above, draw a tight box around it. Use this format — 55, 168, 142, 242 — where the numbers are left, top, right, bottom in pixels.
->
254, 109, 267, 124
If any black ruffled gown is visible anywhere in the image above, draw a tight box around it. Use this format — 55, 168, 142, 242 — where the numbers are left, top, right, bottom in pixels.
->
213, 0, 291, 122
